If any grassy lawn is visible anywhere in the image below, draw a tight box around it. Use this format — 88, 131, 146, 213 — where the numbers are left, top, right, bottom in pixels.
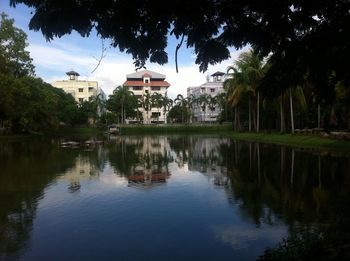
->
1, 125, 349, 150
119, 124, 232, 134
120, 124, 350, 150
225, 132, 350, 150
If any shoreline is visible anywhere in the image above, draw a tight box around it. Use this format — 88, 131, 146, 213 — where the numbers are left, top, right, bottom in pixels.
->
1, 125, 350, 150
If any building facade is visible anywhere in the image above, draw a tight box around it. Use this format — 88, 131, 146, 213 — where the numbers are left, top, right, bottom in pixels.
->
123, 70, 170, 124
52, 71, 106, 105
187, 71, 226, 122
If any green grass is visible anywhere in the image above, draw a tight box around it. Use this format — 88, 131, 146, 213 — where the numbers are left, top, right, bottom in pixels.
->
1, 125, 349, 150
225, 132, 350, 150
0, 133, 41, 141
120, 124, 350, 150
119, 124, 232, 134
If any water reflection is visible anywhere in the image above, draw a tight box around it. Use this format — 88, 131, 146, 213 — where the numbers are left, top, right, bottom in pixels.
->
0, 136, 349, 260
0, 139, 76, 260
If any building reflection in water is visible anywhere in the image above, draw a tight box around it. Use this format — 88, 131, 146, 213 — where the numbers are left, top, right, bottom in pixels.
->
58, 146, 106, 193
1, 136, 350, 260
108, 136, 174, 188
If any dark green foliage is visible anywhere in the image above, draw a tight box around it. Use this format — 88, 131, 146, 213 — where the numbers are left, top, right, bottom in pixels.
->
0, 13, 85, 133
10, 0, 350, 99
106, 86, 139, 123
0, 74, 82, 133
168, 104, 190, 123
0, 13, 34, 77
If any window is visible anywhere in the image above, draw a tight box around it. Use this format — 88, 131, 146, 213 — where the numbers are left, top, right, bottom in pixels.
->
145, 79, 149, 83
211, 107, 216, 111
152, 112, 161, 117
151, 86, 161, 91
88, 87, 94, 92
78, 88, 84, 92
78, 98, 84, 103
133, 86, 143, 91
210, 88, 215, 93
145, 90, 149, 93
201, 87, 205, 93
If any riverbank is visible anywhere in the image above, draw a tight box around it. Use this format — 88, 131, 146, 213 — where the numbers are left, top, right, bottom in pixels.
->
119, 125, 350, 149
119, 124, 232, 134
1, 126, 350, 150
226, 132, 350, 150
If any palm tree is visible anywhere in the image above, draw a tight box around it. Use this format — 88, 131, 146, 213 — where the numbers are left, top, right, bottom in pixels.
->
289, 86, 306, 133
208, 95, 218, 123
110, 86, 134, 124
142, 92, 152, 124
234, 51, 265, 132
224, 70, 244, 131
174, 94, 188, 123
216, 92, 227, 121
89, 93, 105, 125
197, 94, 210, 122
187, 94, 197, 123
151, 93, 163, 124
161, 96, 173, 124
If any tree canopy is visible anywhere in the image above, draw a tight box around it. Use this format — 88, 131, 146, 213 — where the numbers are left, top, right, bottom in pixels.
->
9, 1, 348, 71
0, 13, 97, 133
9, 0, 349, 100
0, 12, 34, 77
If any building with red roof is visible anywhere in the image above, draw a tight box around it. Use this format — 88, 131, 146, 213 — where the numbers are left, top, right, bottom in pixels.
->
123, 70, 171, 124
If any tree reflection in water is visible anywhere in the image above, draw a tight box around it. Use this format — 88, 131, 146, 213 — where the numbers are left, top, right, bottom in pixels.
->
0, 139, 106, 260
0, 136, 349, 260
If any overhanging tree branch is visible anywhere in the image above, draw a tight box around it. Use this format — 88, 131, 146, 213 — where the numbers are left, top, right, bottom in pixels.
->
175, 34, 184, 73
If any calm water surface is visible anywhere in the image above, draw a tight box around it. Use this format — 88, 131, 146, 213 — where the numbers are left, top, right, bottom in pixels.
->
0, 135, 349, 260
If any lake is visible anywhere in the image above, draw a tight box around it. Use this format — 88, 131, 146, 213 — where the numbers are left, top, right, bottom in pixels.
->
1, 135, 349, 260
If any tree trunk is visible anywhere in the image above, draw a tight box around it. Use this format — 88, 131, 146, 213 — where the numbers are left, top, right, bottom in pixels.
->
256, 91, 260, 132
290, 148, 295, 188
257, 143, 261, 185
249, 142, 252, 172
318, 155, 322, 188
234, 106, 237, 131
289, 88, 294, 133
248, 95, 251, 132
157, 107, 160, 124
121, 103, 124, 124
317, 103, 321, 128
280, 96, 284, 132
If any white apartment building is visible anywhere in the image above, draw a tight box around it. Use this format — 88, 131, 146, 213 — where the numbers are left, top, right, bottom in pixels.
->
52, 71, 106, 105
123, 70, 170, 124
187, 71, 226, 122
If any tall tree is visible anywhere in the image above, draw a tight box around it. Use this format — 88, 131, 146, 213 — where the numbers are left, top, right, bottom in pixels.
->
151, 92, 163, 124
162, 96, 173, 124
142, 92, 152, 124
0, 13, 34, 77
197, 94, 210, 122
234, 51, 265, 132
174, 94, 188, 123
107, 86, 137, 124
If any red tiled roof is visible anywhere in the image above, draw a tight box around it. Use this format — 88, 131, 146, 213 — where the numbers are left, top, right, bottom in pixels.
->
123, 80, 170, 87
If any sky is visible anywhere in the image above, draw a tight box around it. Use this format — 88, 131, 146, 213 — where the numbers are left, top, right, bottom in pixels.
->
2, 2, 249, 99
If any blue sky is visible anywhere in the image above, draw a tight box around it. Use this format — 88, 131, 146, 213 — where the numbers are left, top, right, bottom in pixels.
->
2, 2, 248, 98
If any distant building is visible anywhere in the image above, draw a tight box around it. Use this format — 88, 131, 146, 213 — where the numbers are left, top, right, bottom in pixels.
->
52, 70, 106, 105
187, 71, 226, 122
123, 70, 170, 124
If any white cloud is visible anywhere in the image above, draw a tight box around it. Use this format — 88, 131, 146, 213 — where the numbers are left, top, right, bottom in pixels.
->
28, 41, 250, 99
